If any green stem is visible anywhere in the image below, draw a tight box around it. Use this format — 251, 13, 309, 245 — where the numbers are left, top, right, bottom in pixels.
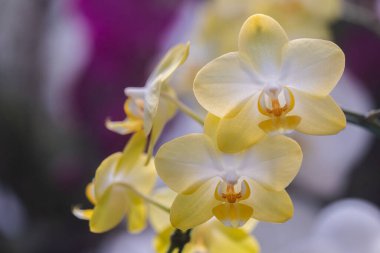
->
120, 183, 170, 213
343, 1, 380, 36
344, 109, 380, 136
162, 93, 204, 125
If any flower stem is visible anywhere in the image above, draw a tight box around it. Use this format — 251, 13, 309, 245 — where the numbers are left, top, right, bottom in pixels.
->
343, 1, 380, 36
166, 229, 192, 253
344, 109, 380, 136
162, 93, 204, 125
121, 183, 170, 213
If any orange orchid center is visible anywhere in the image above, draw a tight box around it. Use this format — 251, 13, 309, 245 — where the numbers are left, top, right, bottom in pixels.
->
257, 86, 300, 133
221, 184, 242, 203
215, 180, 250, 204
258, 86, 294, 118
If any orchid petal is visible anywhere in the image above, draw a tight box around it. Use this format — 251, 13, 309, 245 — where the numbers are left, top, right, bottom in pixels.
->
90, 184, 128, 233
216, 94, 266, 153
144, 43, 189, 134
146, 85, 177, 161
146, 42, 190, 87
194, 52, 263, 117
126, 191, 148, 233
290, 88, 346, 135
239, 14, 288, 79
72, 207, 93, 220
170, 178, 220, 230
116, 131, 146, 173
281, 39, 345, 96
121, 154, 156, 195
204, 113, 221, 144
213, 203, 253, 228
155, 134, 222, 194
208, 220, 260, 253
94, 153, 121, 199
105, 118, 142, 135
86, 182, 96, 205
258, 115, 301, 134
239, 135, 302, 191
243, 180, 293, 223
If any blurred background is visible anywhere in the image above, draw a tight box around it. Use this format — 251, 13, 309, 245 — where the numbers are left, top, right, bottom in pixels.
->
1, 0, 380, 252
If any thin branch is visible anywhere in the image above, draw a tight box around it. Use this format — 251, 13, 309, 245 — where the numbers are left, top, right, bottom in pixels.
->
166, 229, 192, 253
118, 183, 170, 213
366, 109, 380, 122
344, 109, 380, 136
162, 93, 204, 126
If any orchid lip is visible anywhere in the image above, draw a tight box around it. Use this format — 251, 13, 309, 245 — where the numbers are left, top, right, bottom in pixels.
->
258, 86, 294, 118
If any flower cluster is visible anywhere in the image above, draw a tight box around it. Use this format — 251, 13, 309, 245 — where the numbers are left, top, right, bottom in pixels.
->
73, 42, 189, 233
73, 131, 156, 233
156, 14, 345, 230
74, 11, 346, 253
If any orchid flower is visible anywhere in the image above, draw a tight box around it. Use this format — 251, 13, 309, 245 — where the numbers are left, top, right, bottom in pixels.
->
73, 132, 156, 233
155, 114, 302, 230
149, 187, 260, 253
194, 0, 342, 57
107, 42, 189, 156
194, 14, 346, 153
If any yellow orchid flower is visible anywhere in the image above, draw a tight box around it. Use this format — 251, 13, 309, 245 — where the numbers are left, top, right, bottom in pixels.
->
73, 131, 156, 233
149, 188, 260, 253
200, 0, 341, 53
194, 14, 346, 153
107, 42, 189, 157
124, 42, 189, 136
154, 115, 302, 230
